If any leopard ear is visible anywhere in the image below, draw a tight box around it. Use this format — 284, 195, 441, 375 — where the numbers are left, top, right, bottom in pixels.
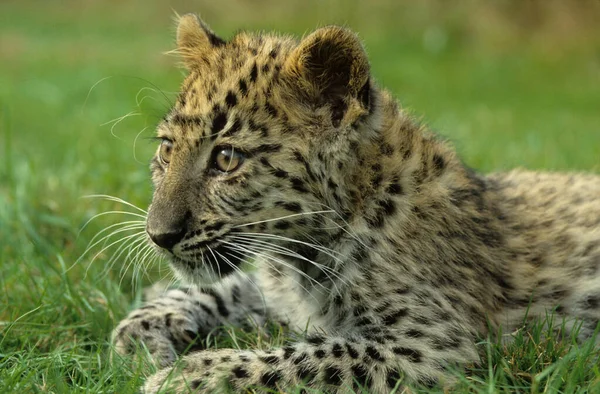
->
284, 26, 370, 127
176, 13, 225, 69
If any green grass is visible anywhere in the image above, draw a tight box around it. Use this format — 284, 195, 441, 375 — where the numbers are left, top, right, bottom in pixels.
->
1, 1, 599, 392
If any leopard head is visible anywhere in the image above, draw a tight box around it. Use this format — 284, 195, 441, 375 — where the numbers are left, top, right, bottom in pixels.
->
146, 14, 377, 283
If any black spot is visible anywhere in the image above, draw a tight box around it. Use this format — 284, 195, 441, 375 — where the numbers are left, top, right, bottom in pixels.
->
164, 313, 173, 327
170, 114, 204, 128
238, 79, 248, 96
225, 91, 237, 107
314, 349, 326, 359
274, 221, 291, 230
260, 371, 280, 388
392, 347, 422, 363
382, 308, 409, 326
293, 353, 308, 365
264, 101, 278, 117
345, 343, 360, 359
332, 343, 344, 358
386, 368, 402, 389
262, 63, 271, 74
211, 111, 228, 136
191, 379, 203, 389
297, 365, 317, 382
380, 142, 394, 156
307, 334, 325, 345
274, 168, 289, 178
290, 177, 309, 193
433, 154, 446, 173
379, 199, 397, 216
269, 47, 279, 58
249, 143, 282, 154
283, 346, 295, 359
197, 302, 214, 317
232, 366, 249, 379
292, 151, 317, 181
351, 364, 371, 389
203, 289, 230, 317
141, 320, 150, 330
324, 366, 343, 386
365, 346, 385, 362
205, 221, 225, 232
222, 117, 242, 138
250, 63, 258, 82
203, 358, 213, 366
231, 285, 240, 303
178, 93, 187, 108
279, 201, 302, 213
260, 355, 280, 365
405, 329, 424, 338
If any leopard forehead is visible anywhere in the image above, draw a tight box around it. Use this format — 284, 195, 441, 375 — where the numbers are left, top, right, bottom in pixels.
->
161, 32, 298, 143
158, 15, 371, 146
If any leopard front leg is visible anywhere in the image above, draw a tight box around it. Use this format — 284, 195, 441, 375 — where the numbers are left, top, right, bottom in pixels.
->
112, 273, 266, 368
143, 332, 478, 393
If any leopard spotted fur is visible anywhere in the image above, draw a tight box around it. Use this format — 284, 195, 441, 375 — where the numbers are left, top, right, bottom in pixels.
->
112, 14, 600, 393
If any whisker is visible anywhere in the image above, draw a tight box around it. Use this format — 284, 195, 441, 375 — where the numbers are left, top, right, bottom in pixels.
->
83, 194, 148, 214
109, 234, 150, 279
80, 223, 146, 259
212, 250, 267, 312
228, 236, 349, 292
120, 241, 156, 288
221, 240, 331, 295
221, 243, 321, 301
103, 230, 147, 269
133, 126, 153, 164
206, 246, 222, 279
82, 76, 114, 114
135, 86, 172, 111
85, 221, 145, 249
101, 111, 142, 139
74, 224, 146, 274
82, 231, 146, 279
77, 211, 146, 239
304, 201, 374, 252
234, 232, 345, 263
101, 233, 146, 275
232, 210, 335, 229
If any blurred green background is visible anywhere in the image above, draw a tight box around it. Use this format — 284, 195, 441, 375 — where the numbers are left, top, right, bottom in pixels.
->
1, 1, 599, 392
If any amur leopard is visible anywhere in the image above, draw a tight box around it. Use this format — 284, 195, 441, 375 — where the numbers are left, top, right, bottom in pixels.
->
112, 14, 600, 393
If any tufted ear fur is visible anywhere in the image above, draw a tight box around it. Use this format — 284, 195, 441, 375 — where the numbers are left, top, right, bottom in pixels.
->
284, 26, 371, 127
176, 13, 225, 69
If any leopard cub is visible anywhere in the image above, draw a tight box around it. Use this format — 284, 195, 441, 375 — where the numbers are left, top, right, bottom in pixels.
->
112, 13, 600, 393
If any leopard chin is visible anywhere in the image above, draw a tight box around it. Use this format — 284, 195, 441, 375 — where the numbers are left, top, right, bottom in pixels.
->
169, 246, 244, 285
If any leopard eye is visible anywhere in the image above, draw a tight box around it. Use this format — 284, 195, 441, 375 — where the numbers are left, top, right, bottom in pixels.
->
159, 139, 173, 165
213, 146, 244, 173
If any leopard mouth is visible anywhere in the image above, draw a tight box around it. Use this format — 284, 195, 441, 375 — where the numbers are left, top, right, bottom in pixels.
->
170, 238, 244, 278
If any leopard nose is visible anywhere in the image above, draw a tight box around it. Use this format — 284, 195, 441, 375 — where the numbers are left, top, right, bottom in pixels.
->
148, 228, 186, 251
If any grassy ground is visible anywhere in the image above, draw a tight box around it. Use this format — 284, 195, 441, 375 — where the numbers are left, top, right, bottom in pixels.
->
1, 0, 600, 392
